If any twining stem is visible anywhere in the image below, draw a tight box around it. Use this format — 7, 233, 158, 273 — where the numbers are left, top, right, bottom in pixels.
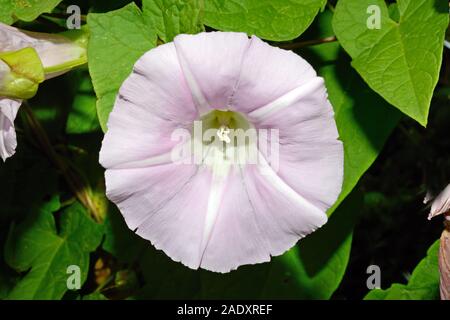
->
21, 102, 101, 222
277, 36, 337, 50
41, 13, 87, 22
55, 2, 87, 21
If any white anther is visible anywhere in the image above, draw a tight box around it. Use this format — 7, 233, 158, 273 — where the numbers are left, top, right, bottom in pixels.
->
217, 126, 231, 143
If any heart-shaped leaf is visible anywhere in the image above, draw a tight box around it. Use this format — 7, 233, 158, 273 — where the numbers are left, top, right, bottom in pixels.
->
333, 0, 448, 126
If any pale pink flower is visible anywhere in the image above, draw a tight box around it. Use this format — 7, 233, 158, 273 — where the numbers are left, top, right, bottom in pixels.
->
0, 23, 87, 161
428, 184, 450, 220
427, 184, 450, 299
100, 32, 344, 272
0, 97, 21, 161
0, 23, 86, 79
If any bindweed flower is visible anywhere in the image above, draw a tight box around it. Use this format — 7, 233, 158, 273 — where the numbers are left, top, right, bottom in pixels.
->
100, 32, 344, 273
440, 226, 450, 300
0, 23, 87, 80
0, 23, 88, 161
0, 97, 21, 161
428, 183, 450, 220
427, 184, 450, 300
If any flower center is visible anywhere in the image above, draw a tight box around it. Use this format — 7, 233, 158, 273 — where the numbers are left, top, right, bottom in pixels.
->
200, 110, 251, 133
188, 110, 258, 167
196, 110, 254, 152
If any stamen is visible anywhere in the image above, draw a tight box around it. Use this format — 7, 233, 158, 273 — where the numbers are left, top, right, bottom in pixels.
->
217, 126, 231, 143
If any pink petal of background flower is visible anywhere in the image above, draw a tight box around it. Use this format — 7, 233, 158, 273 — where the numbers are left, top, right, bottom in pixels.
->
429, 184, 450, 220
0, 98, 21, 161
0, 23, 85, 79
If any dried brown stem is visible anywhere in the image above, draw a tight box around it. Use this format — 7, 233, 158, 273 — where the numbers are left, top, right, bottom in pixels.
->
22, 102, 101, 222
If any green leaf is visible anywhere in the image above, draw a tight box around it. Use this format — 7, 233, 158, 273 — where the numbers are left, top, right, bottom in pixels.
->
102, 206, 146, 264
0, 145, 58, 299
332, 0, 449, 126
4, 201, 103, 300
365, 240, 440, 300
142, 0, 204, 43
66, 70, 101, 134
0, 0, 62, 24
0, 0, 15, 24
204, 0, 326, 41
87, 3, 157, 131
81, 291, 108, 300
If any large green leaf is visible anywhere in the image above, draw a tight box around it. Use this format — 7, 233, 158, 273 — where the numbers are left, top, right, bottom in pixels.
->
4, 201, 103, 299
0, 0, 15, 24
142, 0, 204, 43
332, 0, 449, 126
0, 0, 62, 24
365, 239, 440, 300
87, 3, 157, 131
204, 0, 326, 41
0, 141, 60, 298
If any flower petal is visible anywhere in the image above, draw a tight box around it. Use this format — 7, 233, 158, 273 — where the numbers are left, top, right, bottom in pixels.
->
230, 36, 317, 114
429, 184, 450, 220
0, 58, 10, 80
107, 163, 213, 269
0, 23, 85, 79
275, 141, 343, 212
106, 154, 327, 273
174, 32, 250, 113
105, 163, 199, 231
0, 98, 21, 161
439, 228, 450, 300
201, 157, 327, 272
249, 77, 343, 211
100, 43, 198, 169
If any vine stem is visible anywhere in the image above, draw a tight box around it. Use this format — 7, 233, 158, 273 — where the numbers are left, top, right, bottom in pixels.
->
277, 36, 337, 50
22, 102, 101, 222
41, 12, 87, 22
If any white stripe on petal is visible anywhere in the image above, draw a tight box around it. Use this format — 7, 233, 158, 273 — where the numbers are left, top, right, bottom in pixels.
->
199, 151, 231, 260
173, 32, 251, 114
255, 151, 328, 226
173, 44, 211, 115
248, 77, 325, 121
